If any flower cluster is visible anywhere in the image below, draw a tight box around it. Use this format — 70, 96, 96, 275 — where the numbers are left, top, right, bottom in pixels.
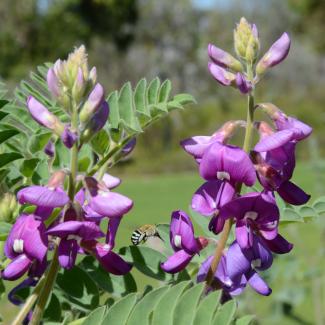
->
1, 47, 135, 310
161, 18, 312, 299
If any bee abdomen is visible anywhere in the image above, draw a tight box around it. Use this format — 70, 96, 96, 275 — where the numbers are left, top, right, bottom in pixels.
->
131, 230, 144, 245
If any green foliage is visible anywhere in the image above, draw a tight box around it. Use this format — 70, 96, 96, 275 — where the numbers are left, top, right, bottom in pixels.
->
81, 281, 243, 325
278, 196, 325, 225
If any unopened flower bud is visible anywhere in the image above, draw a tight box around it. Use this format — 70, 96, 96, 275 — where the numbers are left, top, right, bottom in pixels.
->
80, 101, 109, 143
215, 120, 246, 143
234, 17, 260, 61
60, 126, 78, 149
208, 44, 243, 72
89, 67, 97, 85
122, 138, 136, 156
47, 67, 60, 98
208, 63, 236, 86
44, 140, 55, 157
0, 193, 19, 223
236, 73, 252, 94
79, 83, 105, 124
256, 33, 290, 76
27, 96, 64, 135
48, 170, 67, 188
72, 67, 86, 103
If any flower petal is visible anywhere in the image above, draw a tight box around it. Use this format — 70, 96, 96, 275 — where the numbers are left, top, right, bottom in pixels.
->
200, 142, 256, 186
2, 254, 32, 281
254, 129, 295, 152
161, 249, 193, 274
277, 181, 310, 205
208, 63, 236, 86
17, 186, 69, 208
58, 240, 79, 269
180, 136, 214, 160
90, 192, 133, 218
102, 173, 121, 189
95, 246, 132, 275
246, 269, 272, 296
264, 234, 293, 254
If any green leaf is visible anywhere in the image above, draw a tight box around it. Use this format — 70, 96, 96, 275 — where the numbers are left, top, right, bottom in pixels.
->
0, 130, 19, 145
280, 208, 303, 224
102, 293, 137, 325
119, 246, 171, 281
0, 153, 23, 168
158, 80, 172, 103
0, 222, 12, 241
134, 78, 149, 117
80, 256, 137, 297
29, 132, 52, 153
298, 206, 318, 221
147, 77, 160, 105
119, 82, 142, 132
173, 283, 205, 325
0, 100, 8, 109
82, 306, 107, 325
236, 315, 256, 325
56, 266, 99, 312
212, 299, 237, 325
127, 286, 169, 325
44, 293, 61, 322
313, 196, 325, 215
90, 129, 109, 156
107, 91, 119, 129
173, 93, 196, 105
20, 158, 40, 178
193, 290, 222, 325
151, 281, 190, 325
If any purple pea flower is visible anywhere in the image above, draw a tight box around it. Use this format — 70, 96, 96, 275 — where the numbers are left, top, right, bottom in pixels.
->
208, 63, 236, 86
2, 214, 48, 280
47, 221, 104, 269
226, 237, 273, 296
191, 180, 235, 216
197, 255, 247, 299
200, 141, 256, 186
122, 138, 137, 156
161, 211, 208, 273
27, 96, 64, 135
256, 33, 291, 75
44, 140, 55, 157
84, 177, 133, 218
236, 73, 252, 94
215, 192, 279, 249
181, 120, 245, 163
208, 44, 243, 72
47, 67, 60, 98
60, 126, 78, 149
253, 118, 311, 205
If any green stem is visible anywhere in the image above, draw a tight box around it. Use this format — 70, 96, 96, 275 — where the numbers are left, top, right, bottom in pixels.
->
11, 277, 46, 325
29, 246, 60, 325
205, 65, 255, 289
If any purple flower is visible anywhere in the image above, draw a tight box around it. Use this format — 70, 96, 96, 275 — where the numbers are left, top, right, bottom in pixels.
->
216, 192, 279, 248
226, 238, 272, 296
79, 83, 105, 123
27, 96, 64, 135
199, 141, 256, 186
47, 67, 60, 98
208, 44, 243, 72
236, 73, 252, 94
18, 186, 69, 209
208, 63, 236, 86
191, 180, 235, 216
47, 221, 104, 269
256, 33, 291, 75
101, 173, 121, 189
122, 138, 137, 155
161, 211, 208, 273
44, 140, 55, 157
180, 121, 245, 163
253, 117, 311, 205
2, 214, 48, 280
197, 255, 247, 298
84, 101, 109, 135
84, 177, 133, 218
60, 126, 78, 149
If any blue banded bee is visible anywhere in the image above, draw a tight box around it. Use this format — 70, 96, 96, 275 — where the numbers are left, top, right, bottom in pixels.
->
131, 224, 163, 245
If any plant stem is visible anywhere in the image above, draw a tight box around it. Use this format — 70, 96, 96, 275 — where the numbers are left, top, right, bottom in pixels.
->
11, 277, 46, 325
29, 246, 60, 325
205, 65, 255, 289
30, 98, 79, 324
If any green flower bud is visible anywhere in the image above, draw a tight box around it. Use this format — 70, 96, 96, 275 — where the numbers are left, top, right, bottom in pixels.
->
0, 193, 18, 223
234, 17, 260, 62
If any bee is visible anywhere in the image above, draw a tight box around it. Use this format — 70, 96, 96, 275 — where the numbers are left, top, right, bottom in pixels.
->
131, 224, 163, 245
